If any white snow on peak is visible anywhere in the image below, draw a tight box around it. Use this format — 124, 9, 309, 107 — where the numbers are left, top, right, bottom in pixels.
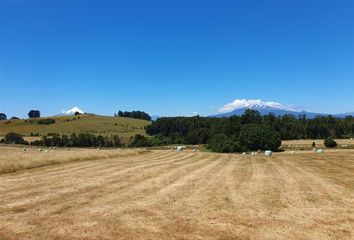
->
217, 99, 295, 113
62, 107, 84, 115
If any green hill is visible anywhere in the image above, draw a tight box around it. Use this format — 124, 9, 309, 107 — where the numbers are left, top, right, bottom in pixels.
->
0, 114, 151, 143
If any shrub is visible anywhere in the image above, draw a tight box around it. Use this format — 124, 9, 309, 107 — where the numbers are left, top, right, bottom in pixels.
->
2, 132, 28, 145
130, 134, 151, 147
37, 119, 56, 125
324, 138, 337, 148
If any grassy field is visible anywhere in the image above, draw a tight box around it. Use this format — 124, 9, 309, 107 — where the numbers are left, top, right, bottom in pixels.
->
282, 139, 354, 149
0, 146, 148, 174
0, 147, 353, 239
0, 115, 151, 142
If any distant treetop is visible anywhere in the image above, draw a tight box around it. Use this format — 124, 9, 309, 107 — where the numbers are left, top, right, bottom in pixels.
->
0, 113, 7, 120
28, 110, 40, 118
115, 110, 151, 121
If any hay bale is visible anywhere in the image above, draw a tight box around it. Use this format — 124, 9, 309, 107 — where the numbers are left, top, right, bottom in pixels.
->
22, 147, 26, 151
291, 151, 295, 154
176, 146, 185, 151
316, 149, 324, 154
39, 148, 42, 152
67, 148, 70, 151
242, 152, 246, 155
264, 150, 272, 156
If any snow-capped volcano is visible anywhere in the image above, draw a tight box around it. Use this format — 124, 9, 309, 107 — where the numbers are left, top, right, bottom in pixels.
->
212, 99, 353, 118
217, 99, 295, 114
57, 107, 84, 116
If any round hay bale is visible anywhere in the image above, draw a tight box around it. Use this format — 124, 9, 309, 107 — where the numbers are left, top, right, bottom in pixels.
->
316, 149, 324, 154
264, 150, 272, 156
23, 147, 26, 151
176, 146, 185, 152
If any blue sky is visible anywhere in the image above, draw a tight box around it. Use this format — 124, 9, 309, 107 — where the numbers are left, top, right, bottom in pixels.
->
0, 0, 353, 118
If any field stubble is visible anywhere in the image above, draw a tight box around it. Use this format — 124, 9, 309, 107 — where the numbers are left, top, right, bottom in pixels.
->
0, 148, 353, 239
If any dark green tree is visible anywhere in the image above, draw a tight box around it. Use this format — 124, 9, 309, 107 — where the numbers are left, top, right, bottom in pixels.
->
0, 113, 7, 120
239, 124, 281, 151
28, 110, 40, 118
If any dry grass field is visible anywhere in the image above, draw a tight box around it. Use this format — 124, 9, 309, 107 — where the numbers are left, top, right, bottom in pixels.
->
0, 148, 354, 239
282, 139, 354, 149
0, 146, 147, 174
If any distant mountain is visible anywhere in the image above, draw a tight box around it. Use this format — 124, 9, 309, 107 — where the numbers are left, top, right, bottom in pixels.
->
211, 99, 353, 118
55, 107, 84, 116
212, 106, 353, 118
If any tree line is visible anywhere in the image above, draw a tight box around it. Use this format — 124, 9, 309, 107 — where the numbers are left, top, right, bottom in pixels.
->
145, 110, 354, 152
114, 110, 151, 121
0, 132, 125, 148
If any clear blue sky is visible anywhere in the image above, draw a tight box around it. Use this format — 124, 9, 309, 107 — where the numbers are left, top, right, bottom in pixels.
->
1, 0, 353, 118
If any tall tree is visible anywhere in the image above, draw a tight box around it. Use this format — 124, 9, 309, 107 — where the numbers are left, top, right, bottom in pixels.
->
28, 110, 40, 118
0, 113, 7, 120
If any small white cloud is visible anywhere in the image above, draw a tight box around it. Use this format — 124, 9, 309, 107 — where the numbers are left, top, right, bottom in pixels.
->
217, 99, 295, 113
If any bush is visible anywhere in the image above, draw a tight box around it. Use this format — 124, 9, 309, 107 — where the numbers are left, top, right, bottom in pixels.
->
130, 134, 151, 147
324, 138, 337, 148
2, 132, 28, 145
37, 119, 56, 125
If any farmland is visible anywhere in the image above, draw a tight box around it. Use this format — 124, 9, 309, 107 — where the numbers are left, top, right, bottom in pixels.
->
0, 115, 150, 143
0, 146, 353, 239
